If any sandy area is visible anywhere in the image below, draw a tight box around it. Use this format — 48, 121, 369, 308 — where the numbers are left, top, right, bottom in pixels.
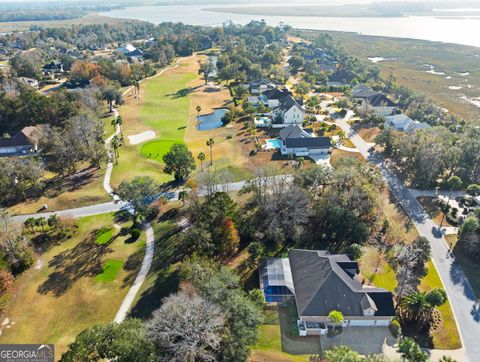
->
127, 131, 156, 145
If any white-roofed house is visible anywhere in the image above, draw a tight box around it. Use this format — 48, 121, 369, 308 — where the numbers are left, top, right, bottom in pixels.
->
385, 114, 431, 132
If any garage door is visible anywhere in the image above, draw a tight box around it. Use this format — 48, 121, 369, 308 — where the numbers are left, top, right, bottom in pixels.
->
349, 319, 376, 327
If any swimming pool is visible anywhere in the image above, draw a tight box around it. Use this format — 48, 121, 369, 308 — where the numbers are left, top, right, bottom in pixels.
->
264, 139, 282, 150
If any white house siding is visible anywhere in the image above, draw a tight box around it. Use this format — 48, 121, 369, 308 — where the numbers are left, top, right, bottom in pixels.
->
284, 106, 304, 125
309, 148, 329, 155
348, 319, 376, 327
372, 106, 396, 116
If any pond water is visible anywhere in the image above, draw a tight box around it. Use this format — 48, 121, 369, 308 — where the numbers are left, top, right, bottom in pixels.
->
197, 108, 229, 131
209, 55, 218, 77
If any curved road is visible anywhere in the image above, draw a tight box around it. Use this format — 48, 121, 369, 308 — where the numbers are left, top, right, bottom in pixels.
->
337, 118, 478, 362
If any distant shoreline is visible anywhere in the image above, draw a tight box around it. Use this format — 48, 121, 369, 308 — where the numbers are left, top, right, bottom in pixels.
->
204, 5, 480, 18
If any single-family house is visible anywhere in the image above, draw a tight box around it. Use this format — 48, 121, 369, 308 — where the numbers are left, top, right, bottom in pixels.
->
327, 69, 355, 87
117, 43, 144, 57
360, 93, 397, 116
0, 126, 43, 156
385, 114, 431, 132
351, 84, 380, 99
43, 60, 64, 76
17, 77, 39, 89
279, 124, 330, 156
249, 79, 276, 94
272, 95, 305, 127
260, 249, 395, 336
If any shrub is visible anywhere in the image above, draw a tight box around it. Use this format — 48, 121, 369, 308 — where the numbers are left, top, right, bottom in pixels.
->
348, 243, 363, 260
390, 319, 401, 338
0, 270, 14, 295
130, 228, 141, 240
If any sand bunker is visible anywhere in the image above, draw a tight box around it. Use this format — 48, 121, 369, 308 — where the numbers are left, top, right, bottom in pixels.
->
128, 131, 156, 145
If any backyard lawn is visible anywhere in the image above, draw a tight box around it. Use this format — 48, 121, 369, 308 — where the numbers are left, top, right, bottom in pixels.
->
250, 307, 316, 362
0, 213, 145, 359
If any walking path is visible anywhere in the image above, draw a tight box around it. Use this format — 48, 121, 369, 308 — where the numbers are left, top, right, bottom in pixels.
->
337, 118, 478, 362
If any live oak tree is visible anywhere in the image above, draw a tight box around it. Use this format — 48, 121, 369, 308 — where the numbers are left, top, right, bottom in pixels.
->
146, 291, 224, 361
181, 258, 262, 362
114, 176, 159, 226
198, 59, 214, 85
162, 144, 195, 181
61, 319, 155, 362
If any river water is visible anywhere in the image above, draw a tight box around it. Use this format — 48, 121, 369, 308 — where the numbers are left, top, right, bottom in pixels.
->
101, 4, 480, 48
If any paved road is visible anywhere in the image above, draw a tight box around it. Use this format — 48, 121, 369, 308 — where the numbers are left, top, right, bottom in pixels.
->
337, 118, 478, 362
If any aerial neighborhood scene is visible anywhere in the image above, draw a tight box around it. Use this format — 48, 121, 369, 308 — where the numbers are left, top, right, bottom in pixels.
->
1, 0, 480, 361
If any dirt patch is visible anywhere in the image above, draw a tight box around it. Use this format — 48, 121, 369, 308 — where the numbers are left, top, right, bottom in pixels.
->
358, 127, 380, 143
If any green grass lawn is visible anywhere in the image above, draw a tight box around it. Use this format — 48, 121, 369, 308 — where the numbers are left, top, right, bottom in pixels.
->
419, 260, 462, 349
359, 247, 397, 292
94, 227, 113, 245
95, 259, 124, 282
0, 213, 145, 359
111, 61, 197, 187
251, 307, 313, 362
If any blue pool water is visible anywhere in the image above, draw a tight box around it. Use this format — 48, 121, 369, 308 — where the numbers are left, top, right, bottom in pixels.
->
197, 108, 229, 131
265, 139, 282, 149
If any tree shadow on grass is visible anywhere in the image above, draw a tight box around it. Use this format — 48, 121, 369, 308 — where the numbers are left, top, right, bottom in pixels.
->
37, 230, 116, 297
127, 221, 185, 319
168, 86, 200, 99
128, 268, 180, 320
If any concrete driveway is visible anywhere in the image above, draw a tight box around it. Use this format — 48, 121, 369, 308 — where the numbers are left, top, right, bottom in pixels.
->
321, 327, 396, 356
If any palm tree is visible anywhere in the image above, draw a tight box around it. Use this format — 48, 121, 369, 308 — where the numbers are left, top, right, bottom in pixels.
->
196, 106, 202, 128
111, 135, 120, 164
399, 291, 433, 326
206, 138, 215, 166
36, 217, 47, 233
110, 118, 117, 133
24, 217, 36, 233
132, 80, 140, 99
197, 152, 206, 171
116, 116, 123, 138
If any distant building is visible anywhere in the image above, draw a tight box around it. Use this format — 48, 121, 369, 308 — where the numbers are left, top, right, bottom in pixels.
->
17, 77, 39, 89
327, 69, 356, 87
0, 126, 43, 157
385, 114, 431, 132
352, 84, 399, 116
117, 44, 144, 57
260, 250, 395, 336
249, 79, 276, 94
43, 60, 64, 77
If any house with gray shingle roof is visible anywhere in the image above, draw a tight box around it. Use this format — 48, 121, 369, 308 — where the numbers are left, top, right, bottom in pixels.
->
260, 249, 394, 336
